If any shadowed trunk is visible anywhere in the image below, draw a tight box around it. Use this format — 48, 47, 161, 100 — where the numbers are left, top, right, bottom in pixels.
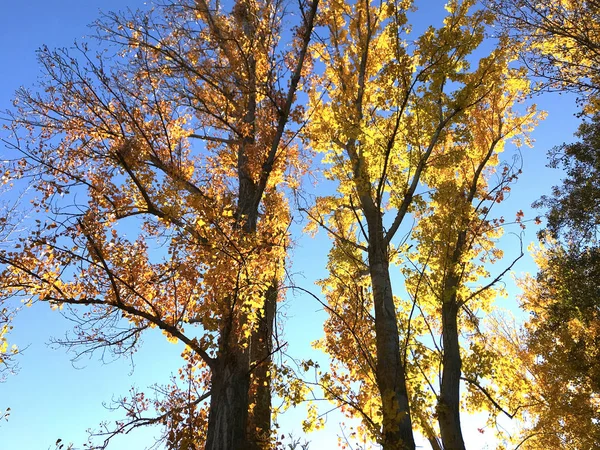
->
248, 282, 277, 449
368, 215, 415, 450
438, 230, 469, 450
202, 0, 318, 443
438, 293, 466, 450
436, 140, 496, 450
205, 348, 251, 450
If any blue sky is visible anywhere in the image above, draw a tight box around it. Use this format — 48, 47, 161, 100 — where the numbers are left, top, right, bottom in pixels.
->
0, 3, 176, 449
0, 1, 583, 449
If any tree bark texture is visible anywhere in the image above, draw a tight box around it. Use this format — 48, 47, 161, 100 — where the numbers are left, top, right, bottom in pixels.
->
205, 349, 251, 450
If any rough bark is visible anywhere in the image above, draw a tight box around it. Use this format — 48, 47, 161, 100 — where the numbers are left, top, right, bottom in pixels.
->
204, 125, 260, 450
205, 348, 251, 450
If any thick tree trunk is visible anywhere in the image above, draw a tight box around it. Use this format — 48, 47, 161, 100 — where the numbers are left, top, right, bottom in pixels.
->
247, 282, 277, 449
438, 296, 466, 450
206, 159, 257, 450
204, 246, 277, 450
205, 350, 251, 450
368, 220, 415, 450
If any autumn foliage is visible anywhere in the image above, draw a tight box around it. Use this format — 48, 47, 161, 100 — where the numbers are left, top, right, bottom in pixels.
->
0, 0, 599, 449
1, 0, 318, 448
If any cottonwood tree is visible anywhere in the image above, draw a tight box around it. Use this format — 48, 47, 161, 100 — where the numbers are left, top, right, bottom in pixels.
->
0, 0, 318, 448
303, 0, 538, 448
404, 76, 537, 450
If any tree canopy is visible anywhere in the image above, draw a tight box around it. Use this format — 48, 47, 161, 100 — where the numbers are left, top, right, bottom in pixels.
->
490, 0, 600, 109
0, 0, 598, 449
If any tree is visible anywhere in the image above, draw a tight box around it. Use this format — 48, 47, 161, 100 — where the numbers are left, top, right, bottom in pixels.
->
520, 112, 600, 449
489, 0, 600, 109
303, 0, 538, 448
405, 75, 535, 450
0, 0, 318, 448
522, 245, 600, 449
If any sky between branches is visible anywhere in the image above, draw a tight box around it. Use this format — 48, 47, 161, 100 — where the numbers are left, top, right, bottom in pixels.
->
0, 0, 583, 448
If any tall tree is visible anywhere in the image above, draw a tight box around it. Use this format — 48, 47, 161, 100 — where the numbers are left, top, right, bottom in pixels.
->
0, 0, 318, 448
406, 71, 536, 450
304, 0, 538, 448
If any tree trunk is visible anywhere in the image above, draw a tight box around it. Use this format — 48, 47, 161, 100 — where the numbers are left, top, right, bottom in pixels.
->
414, 408, 443, 450
368, 219, 415, 450
438, 295, 466, 450
427, 430, 443, 450
247, 282, 277, 449
205, 349, 251, 450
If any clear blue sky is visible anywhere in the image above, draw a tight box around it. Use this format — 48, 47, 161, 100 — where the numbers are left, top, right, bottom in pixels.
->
0, 1, 582, 450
